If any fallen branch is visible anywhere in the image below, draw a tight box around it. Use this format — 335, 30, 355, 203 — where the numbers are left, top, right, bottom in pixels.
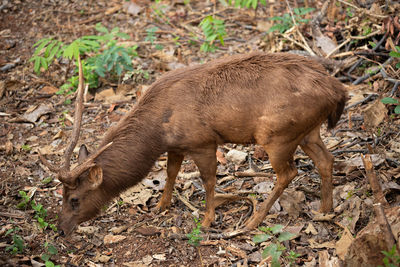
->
361, 154, 388, 207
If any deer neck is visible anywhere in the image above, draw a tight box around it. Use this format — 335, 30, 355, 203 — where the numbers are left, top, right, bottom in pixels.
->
95, 107, 165, 199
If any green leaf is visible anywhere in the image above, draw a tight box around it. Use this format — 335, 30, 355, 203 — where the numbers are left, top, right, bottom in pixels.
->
48, 43, 61, 61
33, 38, 52, 55
278, 231, 296, 242
395, 105, 400, 114
44, 40, 58, 57
253, 233, 272, 243
381, 97, 399, 104
389, 50, 400, 58
33, 57, 42, 74
47, 243, 58, 255
41, 177, 53, 184
116, 32, 130, 39
40, 57, 48, 71
270, 224, 283, 234
42, 253, 51, 261
95, 23, 109, 33
45, 261, 55, 267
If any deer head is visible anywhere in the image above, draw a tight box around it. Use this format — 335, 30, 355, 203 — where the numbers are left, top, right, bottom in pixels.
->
39, 57, 112, 235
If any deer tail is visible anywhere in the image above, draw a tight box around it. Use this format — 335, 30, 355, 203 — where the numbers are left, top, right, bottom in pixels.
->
327, 86, 347, 129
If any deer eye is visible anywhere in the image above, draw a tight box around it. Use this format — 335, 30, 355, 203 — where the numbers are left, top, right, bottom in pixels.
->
70, 197, 80, 210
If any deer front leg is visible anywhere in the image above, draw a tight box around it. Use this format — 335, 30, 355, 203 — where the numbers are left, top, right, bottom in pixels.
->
190, 147, 217, 228
155, 152, 184, 211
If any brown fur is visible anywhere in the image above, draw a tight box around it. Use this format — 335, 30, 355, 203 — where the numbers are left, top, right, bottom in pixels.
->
58, 52, 347, 234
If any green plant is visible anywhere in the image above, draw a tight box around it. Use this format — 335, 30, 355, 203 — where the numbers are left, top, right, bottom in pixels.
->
41, 176, 53, 185
21, 144, 31, 152
389, 46, 400, 69
253, 224, 297, 267
222, 0, 266, 9
5, 227, 25, 255
287, 250, 301, 265
145, 26, 163, 50
378, 245, 400, 267
186, 217, 203, 246
17, 191, 57, 231
268, 7, 315, 33
16, 190, 31, 209
199, 16, 227, 52
30, 23, 137, 95
41, 242, 60, 267
381, 97, 400, 114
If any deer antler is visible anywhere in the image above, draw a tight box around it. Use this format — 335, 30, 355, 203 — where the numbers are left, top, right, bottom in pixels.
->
63, 56, 85, 171
39, 57, 85, 175
40, 57, 113, 186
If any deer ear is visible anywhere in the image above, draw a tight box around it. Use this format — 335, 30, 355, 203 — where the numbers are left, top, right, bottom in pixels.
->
78, 145, 89, 164
88, 165, 103, 189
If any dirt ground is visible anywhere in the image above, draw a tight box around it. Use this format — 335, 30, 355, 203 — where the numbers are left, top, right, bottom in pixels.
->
0, 0, 399, 266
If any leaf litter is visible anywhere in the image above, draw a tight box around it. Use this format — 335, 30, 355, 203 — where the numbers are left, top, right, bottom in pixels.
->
0, 0, 399, 266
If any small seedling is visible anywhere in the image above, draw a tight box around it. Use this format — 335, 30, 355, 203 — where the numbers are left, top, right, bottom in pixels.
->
41, 242, 60, 267
30, 23, 137, 96
223, 0, 266, 9
199, 16, 227, 52
378, 245, 400, 267
41, 176, 53, 185
186, 217, 203, 246
21, 144, 31, 152
253, 224, 297, 267
17, 190, 31, 209
268, 7, 315, 33
389, 46, 400, 68
5, 227, 25, 255
287, 250, 301, 265
381, 97, 400, 114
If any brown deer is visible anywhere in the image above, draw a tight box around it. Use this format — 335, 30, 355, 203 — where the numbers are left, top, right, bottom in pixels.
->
40, 52, 347, 235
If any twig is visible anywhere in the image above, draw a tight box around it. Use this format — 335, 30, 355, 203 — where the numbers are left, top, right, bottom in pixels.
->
372, 203, 398, 252
344, 94, 378, 110
168, 228, 250, 241
347, 35, 387, 76
234, 171, 272, 177
183, 8, 230, 25
284, 0, 315, 56
175, 190, 199, 212
352, 57, 393, 85
390, 81, 400, 97
361, 154, 388, 207
337, 0, 360, 10
332, 149, 369, 155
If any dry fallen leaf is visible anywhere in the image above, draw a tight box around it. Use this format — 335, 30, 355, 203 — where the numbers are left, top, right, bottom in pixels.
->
103, 234, 126, 244
363, 99, 386, 128
304, 223, 318, 235
279, 189, 305, 218
22, 103, 53, 123
335, 227, 354, 260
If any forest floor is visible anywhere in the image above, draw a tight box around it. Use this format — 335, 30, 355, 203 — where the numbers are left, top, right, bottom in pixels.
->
0, 0, 399, 266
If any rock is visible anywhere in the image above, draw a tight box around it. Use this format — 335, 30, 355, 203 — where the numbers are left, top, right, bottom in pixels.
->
226, 149, 247, 165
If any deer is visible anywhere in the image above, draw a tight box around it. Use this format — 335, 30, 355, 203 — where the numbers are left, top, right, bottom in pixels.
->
39, 52, 347, 235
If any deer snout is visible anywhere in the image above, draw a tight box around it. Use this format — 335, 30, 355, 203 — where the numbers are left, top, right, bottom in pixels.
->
58, 213, 77, 236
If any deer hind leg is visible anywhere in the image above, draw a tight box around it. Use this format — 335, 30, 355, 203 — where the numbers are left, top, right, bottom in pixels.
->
190, 146, 217, 228
155, 152, 184, 211
300, 125, 334, 213
245, 142, 299, 229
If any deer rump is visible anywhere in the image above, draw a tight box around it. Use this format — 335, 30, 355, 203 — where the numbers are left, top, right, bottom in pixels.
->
43, 52, 347, 235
